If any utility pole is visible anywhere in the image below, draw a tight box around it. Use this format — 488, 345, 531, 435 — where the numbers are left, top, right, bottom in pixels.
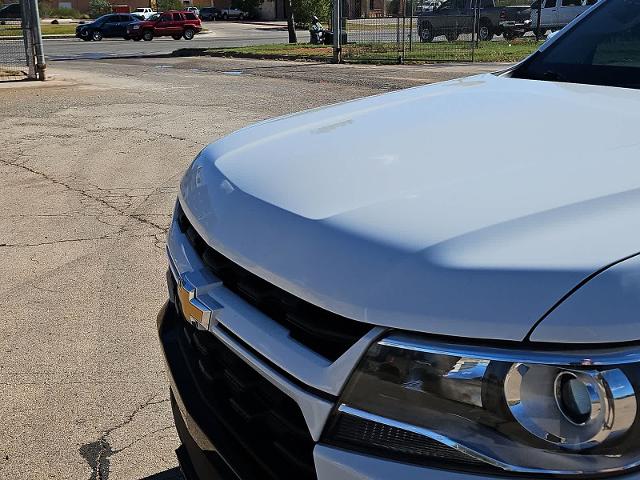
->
332, 0, 342, 63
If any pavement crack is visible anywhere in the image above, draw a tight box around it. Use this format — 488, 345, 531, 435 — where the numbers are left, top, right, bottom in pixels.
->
0, 233, 158, 248
0, 158, 169, 234
79, 393, 168, 480
111, 425, 174, 456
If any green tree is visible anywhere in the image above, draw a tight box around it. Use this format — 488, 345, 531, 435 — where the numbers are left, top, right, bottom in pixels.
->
292, 0, 331, 28
157, 0, 182, 11
89, 0, 111, 18
232, 0, 263, 17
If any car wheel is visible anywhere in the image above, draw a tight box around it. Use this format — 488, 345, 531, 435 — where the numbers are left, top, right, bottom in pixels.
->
91, 30, 103, 41
183, 28, 195, 40
222, 13, 228, 20
419, 22, 434, 43
172, 33, 182, 40
478, 22, 493, 41
142, 29, 153, 41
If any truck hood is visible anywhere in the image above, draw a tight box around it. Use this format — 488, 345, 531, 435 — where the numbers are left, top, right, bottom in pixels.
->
180, 74, 640, 342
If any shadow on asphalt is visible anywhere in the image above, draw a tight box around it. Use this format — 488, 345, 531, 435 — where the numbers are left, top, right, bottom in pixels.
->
139, 467, 184, 480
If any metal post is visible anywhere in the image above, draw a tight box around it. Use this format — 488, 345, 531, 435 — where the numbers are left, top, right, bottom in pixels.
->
471, 0, 478, 61
333, 0, 342, 63
400, 0, 405, 64
408, 0, 413, 52
536, 2, 543, 40
396, 16, 400, 63
27, 0, 45, 79
20, 0, 36, 79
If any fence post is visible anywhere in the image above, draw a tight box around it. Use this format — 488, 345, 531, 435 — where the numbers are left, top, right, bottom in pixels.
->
471, 0, 478, 61
400, 0, 406, 64
332, 0, 342, 63
20, 0, 36, 79
28, 0, 45, 79
536, 3, 543, 40
408, 0, 413, 52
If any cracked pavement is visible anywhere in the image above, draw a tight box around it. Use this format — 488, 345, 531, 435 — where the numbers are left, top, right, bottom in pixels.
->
0, 56, 499, 479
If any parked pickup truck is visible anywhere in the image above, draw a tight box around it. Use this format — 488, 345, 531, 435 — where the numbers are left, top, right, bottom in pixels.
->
132, 7, 157, 19
218, 7, 249, 20
418, 0, 532, 42
530, 0, 599, 35
126, 10, 202, 41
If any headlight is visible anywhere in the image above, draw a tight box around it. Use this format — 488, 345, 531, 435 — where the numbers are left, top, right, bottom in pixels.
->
324, 333, 639, 476
132, 24, 140, 29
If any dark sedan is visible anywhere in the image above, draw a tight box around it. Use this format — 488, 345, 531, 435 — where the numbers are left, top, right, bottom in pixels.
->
0, 2, 20, 20
75, 14, 140, 41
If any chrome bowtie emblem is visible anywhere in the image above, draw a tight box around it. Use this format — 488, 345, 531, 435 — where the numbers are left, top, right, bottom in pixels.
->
177, 276, 213, 330
167, 247, 223, 330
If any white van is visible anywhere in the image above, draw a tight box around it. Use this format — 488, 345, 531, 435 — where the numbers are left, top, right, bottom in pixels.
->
530, 0, 598, 32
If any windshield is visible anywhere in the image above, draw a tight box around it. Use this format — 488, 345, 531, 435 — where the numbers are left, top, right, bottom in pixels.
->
513, 0, 640, 90
93, 14, 111, 24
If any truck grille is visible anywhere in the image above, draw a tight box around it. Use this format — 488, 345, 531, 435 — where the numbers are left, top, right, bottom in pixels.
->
176, 204, 372, 361
326, 413, 488, 468
161, 300, 318, 480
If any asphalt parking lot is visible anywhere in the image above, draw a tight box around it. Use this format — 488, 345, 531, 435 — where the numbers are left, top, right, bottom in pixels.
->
0, 57, 502, 480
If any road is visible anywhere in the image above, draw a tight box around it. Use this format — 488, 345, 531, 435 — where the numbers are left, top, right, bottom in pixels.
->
0, 57, 500, 480
44, 21, 304, 61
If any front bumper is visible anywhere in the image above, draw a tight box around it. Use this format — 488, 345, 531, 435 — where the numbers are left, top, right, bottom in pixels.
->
158, 301, 640, 480
158, 300, 501, 480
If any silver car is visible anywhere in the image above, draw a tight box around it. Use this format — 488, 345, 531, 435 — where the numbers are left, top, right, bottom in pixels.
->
158, 2, 640, 479
219, 7, 248, 20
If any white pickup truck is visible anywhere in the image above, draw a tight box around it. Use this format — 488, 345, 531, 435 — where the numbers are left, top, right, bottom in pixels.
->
530, 0, 598, 33
132, 7, 156, 19
159, 2, 640, 480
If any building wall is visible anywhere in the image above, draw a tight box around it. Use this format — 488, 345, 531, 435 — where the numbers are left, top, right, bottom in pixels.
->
191, 0, 231, 7
45, 0, 155, 13
41, 0, 283, 18
257, 0, 275, 19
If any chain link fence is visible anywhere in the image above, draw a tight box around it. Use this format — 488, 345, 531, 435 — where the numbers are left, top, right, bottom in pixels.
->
0, 3, 27, 79
337, 0, 535, 63
0, 0, 45, 80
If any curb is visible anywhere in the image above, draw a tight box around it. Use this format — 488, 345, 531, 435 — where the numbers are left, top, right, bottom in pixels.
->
170, 47, 329, 63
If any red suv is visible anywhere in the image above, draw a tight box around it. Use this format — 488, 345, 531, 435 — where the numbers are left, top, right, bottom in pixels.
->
127, 10, 202, 41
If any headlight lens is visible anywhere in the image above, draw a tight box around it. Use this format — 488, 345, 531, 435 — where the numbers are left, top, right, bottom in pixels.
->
325, 333, 640, 476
